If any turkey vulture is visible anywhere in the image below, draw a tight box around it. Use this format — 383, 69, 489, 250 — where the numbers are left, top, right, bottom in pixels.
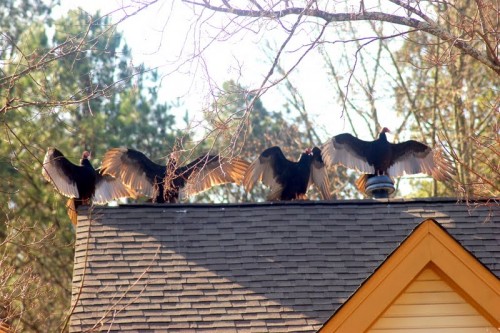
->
42, 147, 136, 224
100, 148, 250, 203
321, 128, 453, 192
243, 146, 331, 201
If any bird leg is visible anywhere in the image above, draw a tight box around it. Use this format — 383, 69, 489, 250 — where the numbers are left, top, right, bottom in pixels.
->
294, 194, 309, 201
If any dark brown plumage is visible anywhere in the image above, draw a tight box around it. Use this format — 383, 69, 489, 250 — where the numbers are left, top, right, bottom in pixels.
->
243, 146, 331, 201
42, 147, 136, 224
100, 148, 250, 203
321, 128, 453, 193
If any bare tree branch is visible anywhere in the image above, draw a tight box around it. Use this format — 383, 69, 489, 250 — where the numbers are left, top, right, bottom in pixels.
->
183, 0, 500, 74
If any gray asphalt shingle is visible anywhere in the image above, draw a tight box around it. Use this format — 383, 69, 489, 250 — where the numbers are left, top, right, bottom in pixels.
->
70, 198, 499, 332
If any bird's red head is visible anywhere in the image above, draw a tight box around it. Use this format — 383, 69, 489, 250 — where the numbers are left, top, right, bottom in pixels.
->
381, 127, 391, 133
304, 148, 313, 155
82, 151, 91, 159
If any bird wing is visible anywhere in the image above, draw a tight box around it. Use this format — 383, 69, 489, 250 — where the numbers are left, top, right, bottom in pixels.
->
242, 146, 292, 196
309, 147, 331, 200
41, 147, 80, 198
321, 133, 375, 173
66, 198, 78, 225
93, 170, 138, 205
178, 155, 250, 201
355, 174, 371, 195
388, 141, 453, 180
100, 148, 166, 197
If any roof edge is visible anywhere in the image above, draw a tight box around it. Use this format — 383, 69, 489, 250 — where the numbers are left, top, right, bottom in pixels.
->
318, 219, 500, 333
107, 197, 497, 209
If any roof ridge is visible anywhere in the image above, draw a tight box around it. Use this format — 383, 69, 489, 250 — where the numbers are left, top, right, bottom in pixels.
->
107, 197, 496, 209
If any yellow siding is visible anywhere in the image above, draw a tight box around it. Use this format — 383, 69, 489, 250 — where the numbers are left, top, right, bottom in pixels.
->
368, 267, 497, 333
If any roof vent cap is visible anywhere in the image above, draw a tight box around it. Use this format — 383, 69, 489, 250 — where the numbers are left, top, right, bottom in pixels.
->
365, 175, 395, 199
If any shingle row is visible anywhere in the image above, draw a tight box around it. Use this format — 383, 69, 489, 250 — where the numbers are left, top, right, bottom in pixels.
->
70, 199, 499, 332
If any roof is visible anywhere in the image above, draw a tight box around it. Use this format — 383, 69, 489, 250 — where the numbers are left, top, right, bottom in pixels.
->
70, 198, 499, 332
320, 219, 500, 332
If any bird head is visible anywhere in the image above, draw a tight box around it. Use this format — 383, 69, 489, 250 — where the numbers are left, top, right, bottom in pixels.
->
82, 151, 91, 159
304, 148, 313, 155
379, 127, 391, 140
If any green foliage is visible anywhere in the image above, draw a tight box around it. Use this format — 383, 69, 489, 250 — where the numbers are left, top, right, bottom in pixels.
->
198, 80, 360, 202
196, 80, 303, 201
219, 80, 302, 151
393, 13, 499, 198
0, 9, 181, 332
0, 0, 55, 60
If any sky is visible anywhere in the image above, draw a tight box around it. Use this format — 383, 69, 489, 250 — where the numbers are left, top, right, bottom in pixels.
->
56, 0, 403, 143
53, 0, 435, 195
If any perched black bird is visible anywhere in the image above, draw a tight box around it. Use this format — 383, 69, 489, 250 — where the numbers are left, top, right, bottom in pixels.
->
243, 146, 331, 201
100, 148, 250, 203
42, 148, 136, 224
321, 127, 453, 193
